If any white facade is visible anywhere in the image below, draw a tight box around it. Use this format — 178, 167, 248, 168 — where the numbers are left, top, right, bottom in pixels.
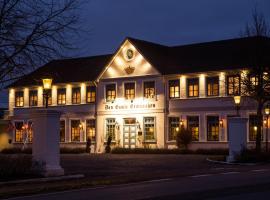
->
7, 38, 267, 152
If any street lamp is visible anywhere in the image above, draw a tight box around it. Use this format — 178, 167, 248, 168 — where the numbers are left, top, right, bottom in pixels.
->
233, 95, 241, 116
42, 78, 53, 108
264, 104, 270, 152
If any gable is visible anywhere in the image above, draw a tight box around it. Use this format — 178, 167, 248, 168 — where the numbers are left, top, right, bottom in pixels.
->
99, 40, 160, 80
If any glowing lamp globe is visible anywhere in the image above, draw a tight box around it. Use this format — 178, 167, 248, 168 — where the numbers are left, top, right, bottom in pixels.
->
42, 78, 52, 90
233, 95, 241, 105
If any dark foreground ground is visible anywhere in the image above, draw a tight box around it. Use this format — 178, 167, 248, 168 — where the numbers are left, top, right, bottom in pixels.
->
1, 154, 270, 199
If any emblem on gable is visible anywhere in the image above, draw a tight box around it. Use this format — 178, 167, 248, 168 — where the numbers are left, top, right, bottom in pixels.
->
124, 48, 134, 61
124, 65, 135, 74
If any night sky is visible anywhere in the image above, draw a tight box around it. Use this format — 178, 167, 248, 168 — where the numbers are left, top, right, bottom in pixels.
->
0, 0, 270, 107
72, 0, 270, 57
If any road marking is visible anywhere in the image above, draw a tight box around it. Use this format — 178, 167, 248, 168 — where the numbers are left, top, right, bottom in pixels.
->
252, 169, 270, 172
143, 178, 173, 183
190, 174, 213, 178
220, 172, 240, 175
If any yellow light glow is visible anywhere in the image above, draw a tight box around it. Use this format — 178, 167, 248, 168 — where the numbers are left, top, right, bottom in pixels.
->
264, 119, 267, 125
176, 127, 179, 132
115, 57, 124, 66
254, 126, 258, 131
42, 78, 52, 90
234, 96, 241, 105
265, 105, 270, 115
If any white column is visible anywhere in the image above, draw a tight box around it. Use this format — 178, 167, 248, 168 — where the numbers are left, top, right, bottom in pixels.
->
24, 88, 29, 107
52, 86, 57, 106
32, 110, 64, 177
219, 72, 226, 97
9, 89, 15, 116
66, 84, 72, 105
180, 76, 186, 99
81, 83, 86, 104
37, 86, 43, 107
199, 74, 205, 98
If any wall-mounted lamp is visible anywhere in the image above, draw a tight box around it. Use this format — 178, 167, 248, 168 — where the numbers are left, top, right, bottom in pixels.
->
136, 120, 141, 130
175, 127, 180, 132
115, 121, 120, 130
254, 126, 258, 132
219, 119, 223, 128
79, 122, 83, 131
233, 95, 241, 116
180, 119, 184, 127
264, 119, 267, 127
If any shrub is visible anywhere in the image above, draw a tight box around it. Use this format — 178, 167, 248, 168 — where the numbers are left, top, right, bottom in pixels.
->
235, 148, 270, 163
105, 136, 112, 153
1, 147, 32, 154
176, 128, 192, 150
0, 155, 34, 181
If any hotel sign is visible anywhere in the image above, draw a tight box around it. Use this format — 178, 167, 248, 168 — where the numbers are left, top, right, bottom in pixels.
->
105, 103, 156, 110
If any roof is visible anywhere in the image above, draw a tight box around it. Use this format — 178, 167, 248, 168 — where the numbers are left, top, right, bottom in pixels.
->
8, 54, 112, 88
8, 36, 270, 88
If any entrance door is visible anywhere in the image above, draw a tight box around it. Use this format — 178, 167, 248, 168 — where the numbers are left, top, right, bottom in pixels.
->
123, 118, 136, 148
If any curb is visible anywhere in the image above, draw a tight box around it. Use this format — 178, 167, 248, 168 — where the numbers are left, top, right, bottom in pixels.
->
0, 174, 85, 186
206, 158, 258, 166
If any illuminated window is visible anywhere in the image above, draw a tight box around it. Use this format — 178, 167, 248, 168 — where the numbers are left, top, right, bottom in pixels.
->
60, 120, 65, 142
207, 77, 219, 96
144, 117, 155, 142
187, 116, 199, 141
57, 88, 66, 105
106, 84, 116, 102
207, 116, 219, 141
144, 81, 155, 99
43, 89, 52, 106
27, 121, 33, 143
71, 120, 80, 142
124, 82, 135, 100
168, 117, 179, 141
249, 115, 261, 141
227, 75, 240, 96
86, 86, 96, 103
72, 87, 81, 104
15, 91, 24, 107
249, 75, 259, 86
86, 119, 95, 141
15, 121, 24, 142
187, 78, 199, 97
29, 90, 38, 107
106, 118, 115, 141
169, 80, 180, 99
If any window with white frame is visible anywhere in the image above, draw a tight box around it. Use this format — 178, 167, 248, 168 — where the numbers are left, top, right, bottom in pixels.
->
187, 78, 199, 97
169, 80, 180, 99
15, 91, 24, 107
29, 90, 38, 107
227, 75, 240, 96
144, 117, 155, 142
57, 88, 66, 105
86, 86, 96, 103
187, 116, 199, 141
124, 82, 135, 100
60, 120, 65, 142
72, 87, 81, 104
207, 77, 219, 96
207, 116, 219, 141
168, 117, 179, 141
86, 119, 96, 141
14, 121, 24, 142
144, 81, 155, 99
71, 120, 80, 142
106, 84, 116, 102
106, 118, 116, 141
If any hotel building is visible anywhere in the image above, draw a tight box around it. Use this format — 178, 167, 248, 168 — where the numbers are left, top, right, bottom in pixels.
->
6, 36, 270, 152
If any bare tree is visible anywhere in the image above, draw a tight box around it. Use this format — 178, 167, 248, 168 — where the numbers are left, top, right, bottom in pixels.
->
0, 0, 82, 88
240, 6, 270, 152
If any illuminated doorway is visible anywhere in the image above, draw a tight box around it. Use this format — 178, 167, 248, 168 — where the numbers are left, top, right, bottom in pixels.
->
123, 118, 136, 148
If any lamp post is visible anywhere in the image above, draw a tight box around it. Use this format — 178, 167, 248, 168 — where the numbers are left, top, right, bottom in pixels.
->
42, 78, 53, 108
264, 104, 270, 152
233, 95, 241, 116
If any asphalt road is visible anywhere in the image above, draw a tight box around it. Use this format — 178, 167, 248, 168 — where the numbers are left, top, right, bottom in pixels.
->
6, 168, 270, 200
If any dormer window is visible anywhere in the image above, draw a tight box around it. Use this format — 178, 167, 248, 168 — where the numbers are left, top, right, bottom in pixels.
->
86, 86, 96, 103
169, 79, 180, 99
187, 78, 199, 97
124, 82, 135, 100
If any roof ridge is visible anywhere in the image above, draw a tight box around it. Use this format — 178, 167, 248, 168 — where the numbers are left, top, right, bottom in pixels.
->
126, 37, 169, 48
